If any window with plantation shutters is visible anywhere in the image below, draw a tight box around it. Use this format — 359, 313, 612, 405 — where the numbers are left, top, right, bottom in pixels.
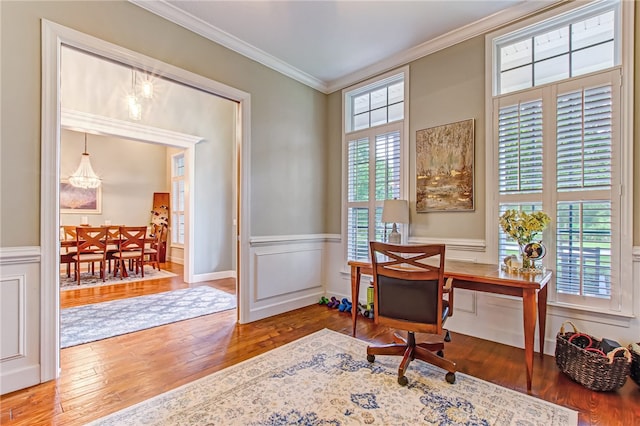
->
343, 69, 407, 262
498, 100, 543, 194
489, 0, 631, 315
555, 82, 614, 299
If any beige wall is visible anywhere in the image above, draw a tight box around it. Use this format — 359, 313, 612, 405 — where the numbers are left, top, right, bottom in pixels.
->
0, 0, 328, 247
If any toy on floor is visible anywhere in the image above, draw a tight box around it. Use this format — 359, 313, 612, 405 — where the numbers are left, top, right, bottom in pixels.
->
338, 298, 352, 313
318, 296, 329, 305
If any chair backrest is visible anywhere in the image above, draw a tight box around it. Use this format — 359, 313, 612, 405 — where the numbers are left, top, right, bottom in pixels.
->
369, 242, 447, 335
61, 225, 77, 241
118, 226, 148, 252
75, 226, 108, 255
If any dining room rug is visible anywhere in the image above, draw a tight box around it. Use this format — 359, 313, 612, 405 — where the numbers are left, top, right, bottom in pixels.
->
61, 286, 236, 348
60, 265, 177, 290
87, 329, 577, 426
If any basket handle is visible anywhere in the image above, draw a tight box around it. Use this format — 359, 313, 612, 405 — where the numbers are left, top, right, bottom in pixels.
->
606, 347, 631, 364
559, 320, 579, 334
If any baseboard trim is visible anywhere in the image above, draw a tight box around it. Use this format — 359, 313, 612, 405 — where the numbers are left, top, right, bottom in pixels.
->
191, 270, 236, 283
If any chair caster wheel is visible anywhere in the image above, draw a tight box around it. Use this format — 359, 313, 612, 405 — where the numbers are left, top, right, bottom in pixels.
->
444, 330, 451, 342
436, 350, 444, 357
367, 354, 375, 363
398, 375, 408, 386
445, 372, 456, 384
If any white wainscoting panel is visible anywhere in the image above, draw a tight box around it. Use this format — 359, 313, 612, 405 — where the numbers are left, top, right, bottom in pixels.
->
0, 247, 41, 395
248, 239, 326, 322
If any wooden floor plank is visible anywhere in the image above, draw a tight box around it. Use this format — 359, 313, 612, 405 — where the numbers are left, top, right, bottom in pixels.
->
1, 262, 638, 425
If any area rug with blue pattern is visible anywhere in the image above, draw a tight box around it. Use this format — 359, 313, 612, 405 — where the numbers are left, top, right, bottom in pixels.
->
61, 286, 236, 348
87, 329, 577, 425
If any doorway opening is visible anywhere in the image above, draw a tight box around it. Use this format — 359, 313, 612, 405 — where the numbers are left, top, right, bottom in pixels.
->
41, 20, 251, 382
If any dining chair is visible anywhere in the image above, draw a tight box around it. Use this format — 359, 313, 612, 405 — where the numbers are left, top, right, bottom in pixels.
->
142, 224, 164, 271
112, 226, 148, 279
366, 241, 456, 386
60, 225, 78, 278
71, 226, 109, 286
104, 226, 121, 273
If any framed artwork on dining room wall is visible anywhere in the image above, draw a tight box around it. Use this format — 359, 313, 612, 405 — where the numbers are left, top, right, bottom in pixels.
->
60, 180, 102, 214
416, 119, 474, 212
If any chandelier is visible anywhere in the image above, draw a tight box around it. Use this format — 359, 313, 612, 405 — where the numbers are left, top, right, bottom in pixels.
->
68, 133, 101, 189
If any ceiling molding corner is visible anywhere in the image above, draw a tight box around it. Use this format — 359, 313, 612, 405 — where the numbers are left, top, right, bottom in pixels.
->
130, 0, 565, 94
129, 0, 329, 93
326, 0, 566, 93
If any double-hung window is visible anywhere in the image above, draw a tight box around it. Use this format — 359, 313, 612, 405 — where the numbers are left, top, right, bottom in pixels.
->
343, 68, 408, 261
488, 0, 633, 315
171, 153, 185, 246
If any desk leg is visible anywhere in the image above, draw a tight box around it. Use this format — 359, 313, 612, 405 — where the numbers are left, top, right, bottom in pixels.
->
522, 289, 537, 392
351, 266, 361, 337
537, 284, 548, 357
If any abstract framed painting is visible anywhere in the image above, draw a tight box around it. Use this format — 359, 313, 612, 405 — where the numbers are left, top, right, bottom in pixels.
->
60, 181, 102, 214
416, 119, 474, 212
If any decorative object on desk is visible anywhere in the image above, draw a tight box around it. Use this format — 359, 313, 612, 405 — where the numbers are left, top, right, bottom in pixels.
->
87, 329, 577, 426
68, 132, 101, 189
60, 180, 102, 214
61, 286, 236, 348
382, 199, 409, 243
416, 119, 474, 212
522, 241, 547, 269
555, 321, 631, 392
499, 209, 550, 271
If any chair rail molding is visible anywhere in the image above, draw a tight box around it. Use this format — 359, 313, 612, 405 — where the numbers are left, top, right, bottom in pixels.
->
408, 237, 486, 252
0, 247, 41, 265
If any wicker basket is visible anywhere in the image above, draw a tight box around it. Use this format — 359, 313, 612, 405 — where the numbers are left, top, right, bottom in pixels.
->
555, 321, 631, 391
629, 343, 640, 388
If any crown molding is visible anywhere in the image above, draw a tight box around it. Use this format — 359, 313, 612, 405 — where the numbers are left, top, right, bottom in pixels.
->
326, 0, 566, 92
129, 0, 327, 93
130, 0, 564, 94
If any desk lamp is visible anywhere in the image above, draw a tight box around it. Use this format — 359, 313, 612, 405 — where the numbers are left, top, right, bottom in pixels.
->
382, 199, 409, 244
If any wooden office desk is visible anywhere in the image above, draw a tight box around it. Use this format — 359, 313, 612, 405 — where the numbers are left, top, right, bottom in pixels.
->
349, 259, 552, 391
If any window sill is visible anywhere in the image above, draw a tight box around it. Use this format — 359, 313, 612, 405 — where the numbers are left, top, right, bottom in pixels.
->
547, 301, 635, 327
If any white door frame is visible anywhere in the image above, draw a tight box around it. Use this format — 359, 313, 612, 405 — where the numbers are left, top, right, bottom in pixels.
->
41, 20, 252, 382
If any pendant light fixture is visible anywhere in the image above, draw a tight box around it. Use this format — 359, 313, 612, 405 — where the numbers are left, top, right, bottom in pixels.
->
127, 68, 142, 121
69, 133, 101, 189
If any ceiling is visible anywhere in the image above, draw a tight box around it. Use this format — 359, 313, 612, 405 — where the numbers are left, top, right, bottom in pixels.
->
132, 0, 561, 93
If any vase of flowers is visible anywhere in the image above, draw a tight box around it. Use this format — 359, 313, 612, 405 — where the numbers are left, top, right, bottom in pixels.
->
499, 209, 551, 270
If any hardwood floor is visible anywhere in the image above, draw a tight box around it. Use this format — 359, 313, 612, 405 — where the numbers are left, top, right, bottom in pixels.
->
1, 263, 638, 425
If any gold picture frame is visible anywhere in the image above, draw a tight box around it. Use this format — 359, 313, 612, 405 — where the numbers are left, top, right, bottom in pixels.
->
416, 119, 474, 212
60, 181, 102, 214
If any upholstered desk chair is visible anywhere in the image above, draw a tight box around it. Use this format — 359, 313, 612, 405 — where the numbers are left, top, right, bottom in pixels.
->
366, 241, 456, 386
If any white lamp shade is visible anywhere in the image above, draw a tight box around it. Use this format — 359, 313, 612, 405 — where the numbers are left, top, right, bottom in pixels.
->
382, 199, 409, 224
